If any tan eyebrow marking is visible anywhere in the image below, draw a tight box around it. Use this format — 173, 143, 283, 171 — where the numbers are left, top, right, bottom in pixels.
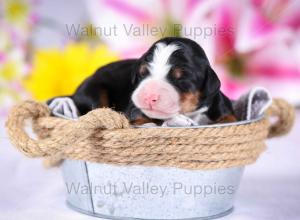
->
139, 63, 148, 74
172, 67, 183, 79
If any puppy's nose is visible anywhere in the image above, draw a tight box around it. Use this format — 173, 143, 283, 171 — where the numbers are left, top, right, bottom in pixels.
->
145, 93, 160, 106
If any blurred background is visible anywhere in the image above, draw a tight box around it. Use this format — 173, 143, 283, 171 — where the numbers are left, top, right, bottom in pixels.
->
0, 1, 300, 220
1, 0, 300, 118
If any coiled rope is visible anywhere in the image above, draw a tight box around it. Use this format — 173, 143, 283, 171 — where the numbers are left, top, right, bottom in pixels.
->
6, 98, 295, 169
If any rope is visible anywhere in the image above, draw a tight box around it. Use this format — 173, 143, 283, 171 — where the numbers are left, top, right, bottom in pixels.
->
5, 98, 295, 170
266, 98, 296, 138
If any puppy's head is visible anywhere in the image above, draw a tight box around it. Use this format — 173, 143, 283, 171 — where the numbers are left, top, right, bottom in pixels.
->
131, 37, 220, 119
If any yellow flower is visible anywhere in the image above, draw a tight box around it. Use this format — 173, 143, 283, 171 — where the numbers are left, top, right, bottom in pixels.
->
4, 0, 29, 23
24, 43, 119, 101
0, 49, 26, 81
1, 61, 21, 80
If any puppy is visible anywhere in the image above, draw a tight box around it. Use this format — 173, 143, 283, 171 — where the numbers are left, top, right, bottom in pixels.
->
48, 37, 236, 125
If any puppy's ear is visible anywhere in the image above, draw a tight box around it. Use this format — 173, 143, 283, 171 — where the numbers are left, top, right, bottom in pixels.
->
202, 65, 221, 98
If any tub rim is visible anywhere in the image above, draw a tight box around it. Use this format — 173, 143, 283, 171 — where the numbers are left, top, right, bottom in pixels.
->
134, 116, 264, 129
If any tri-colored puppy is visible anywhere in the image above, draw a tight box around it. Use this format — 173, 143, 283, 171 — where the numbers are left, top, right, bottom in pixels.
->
48, 37, 236, 125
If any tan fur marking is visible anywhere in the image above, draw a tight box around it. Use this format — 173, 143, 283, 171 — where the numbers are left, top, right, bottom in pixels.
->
180, 91, 200, 113
131, 117, 155, 125
217, 115, 237, 123
173, 67, 183, 79
99, 89, 109, 107
139, 63, 148, 75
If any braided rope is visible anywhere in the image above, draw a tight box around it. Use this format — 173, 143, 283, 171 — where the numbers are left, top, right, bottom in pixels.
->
5, 98, 295, 170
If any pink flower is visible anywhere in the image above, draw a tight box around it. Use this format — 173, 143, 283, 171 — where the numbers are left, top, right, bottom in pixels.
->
87, 0, 300, 104
206, 0, 300, 103
87, 0, 211, 58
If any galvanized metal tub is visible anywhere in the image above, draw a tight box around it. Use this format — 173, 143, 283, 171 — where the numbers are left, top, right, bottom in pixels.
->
62, 160, 244, 219
61, 120, 257, 220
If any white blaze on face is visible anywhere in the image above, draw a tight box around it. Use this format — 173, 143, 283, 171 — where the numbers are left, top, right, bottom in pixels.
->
131, 43, 181, 119
147, 42, 180, 79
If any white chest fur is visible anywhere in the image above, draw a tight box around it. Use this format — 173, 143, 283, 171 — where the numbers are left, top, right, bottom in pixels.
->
184, 106, 211, 125
161, 106, 211, 127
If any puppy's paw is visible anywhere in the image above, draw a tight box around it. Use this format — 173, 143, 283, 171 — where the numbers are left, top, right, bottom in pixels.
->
162, 114, 197, 127
48, 97, 79, 120
140, 122, 158, 127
